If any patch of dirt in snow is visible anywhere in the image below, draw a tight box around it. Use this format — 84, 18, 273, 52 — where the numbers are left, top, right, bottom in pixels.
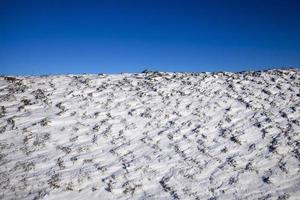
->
0, 69, 300, 200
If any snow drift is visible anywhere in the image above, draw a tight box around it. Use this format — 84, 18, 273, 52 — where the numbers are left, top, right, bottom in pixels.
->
0, 69, 299, 200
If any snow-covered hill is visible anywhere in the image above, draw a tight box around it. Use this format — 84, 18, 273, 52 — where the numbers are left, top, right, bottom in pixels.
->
0, 69, 299, 200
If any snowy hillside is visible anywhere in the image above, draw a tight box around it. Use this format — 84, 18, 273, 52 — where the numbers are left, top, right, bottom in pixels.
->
0, 69, 299, 200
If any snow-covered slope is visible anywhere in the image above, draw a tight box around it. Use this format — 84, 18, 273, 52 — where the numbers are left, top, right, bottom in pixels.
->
0, 69, 299, 200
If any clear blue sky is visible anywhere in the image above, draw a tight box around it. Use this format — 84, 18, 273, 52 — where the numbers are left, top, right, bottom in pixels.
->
1, 0, 300, 75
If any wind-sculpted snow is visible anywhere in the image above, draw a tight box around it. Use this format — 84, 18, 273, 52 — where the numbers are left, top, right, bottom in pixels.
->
0, 69, 299, 200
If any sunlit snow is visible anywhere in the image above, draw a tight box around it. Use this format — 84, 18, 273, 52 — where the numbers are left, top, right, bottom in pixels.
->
0, 69, 299, 199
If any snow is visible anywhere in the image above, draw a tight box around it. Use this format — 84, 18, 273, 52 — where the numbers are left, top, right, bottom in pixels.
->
0, 69, 299, 200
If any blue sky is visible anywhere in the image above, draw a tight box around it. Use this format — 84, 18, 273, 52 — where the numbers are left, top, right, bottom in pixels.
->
0, 0, 300, 75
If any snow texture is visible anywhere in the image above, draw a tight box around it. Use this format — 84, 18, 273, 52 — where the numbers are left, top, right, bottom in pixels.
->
0, 69, 299, 200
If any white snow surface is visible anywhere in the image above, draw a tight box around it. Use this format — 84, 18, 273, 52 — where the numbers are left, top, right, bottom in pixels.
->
0, 69, 299, 200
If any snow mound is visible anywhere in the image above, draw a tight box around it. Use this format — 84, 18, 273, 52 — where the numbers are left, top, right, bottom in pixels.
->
0, 69, 299, 199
